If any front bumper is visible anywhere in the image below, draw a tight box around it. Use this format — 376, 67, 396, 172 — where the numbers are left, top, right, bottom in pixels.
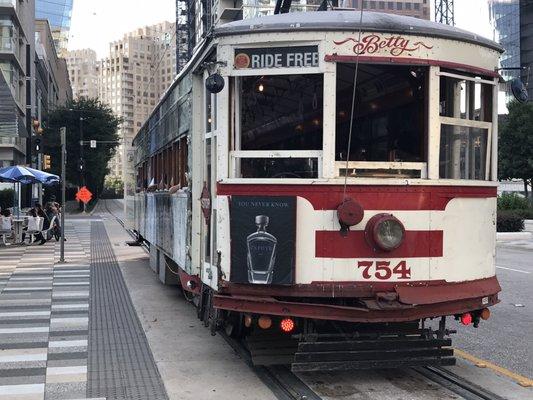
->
213, 276, 501, 323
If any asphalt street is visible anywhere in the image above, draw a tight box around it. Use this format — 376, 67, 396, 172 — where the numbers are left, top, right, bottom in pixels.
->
449, 242, 533, 378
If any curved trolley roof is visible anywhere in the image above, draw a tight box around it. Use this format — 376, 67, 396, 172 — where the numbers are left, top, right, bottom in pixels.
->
215, 11, 503, 52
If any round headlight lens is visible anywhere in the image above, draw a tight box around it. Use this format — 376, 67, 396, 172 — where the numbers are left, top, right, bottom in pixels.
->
365, 214, 405, 251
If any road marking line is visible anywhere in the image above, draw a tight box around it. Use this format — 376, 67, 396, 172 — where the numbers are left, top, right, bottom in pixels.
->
455, 348, 533, 387
496, 266, 531, 274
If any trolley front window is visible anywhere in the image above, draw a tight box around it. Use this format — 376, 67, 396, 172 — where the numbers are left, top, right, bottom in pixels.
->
335, 63, 428, 178
232, 74, 324, 179
438, 71, 494, 181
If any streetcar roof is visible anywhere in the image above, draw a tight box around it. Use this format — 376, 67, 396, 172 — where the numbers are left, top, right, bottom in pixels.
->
215, 11, 503, 52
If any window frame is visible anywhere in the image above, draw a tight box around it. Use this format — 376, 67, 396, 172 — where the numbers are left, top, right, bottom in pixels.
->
230, 69, 325, 180
333, 62, 430, 179
435, 69, 496, 182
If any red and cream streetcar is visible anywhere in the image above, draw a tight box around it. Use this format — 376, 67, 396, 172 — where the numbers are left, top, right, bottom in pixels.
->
132, 11, 513, 370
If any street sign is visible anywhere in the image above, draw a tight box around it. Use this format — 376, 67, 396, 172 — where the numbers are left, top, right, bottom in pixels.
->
90, 140, 97, 148
75, 186, 93, 204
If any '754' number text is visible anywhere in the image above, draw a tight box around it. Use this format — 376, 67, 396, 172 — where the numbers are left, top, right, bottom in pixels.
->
357, 261, 411, 280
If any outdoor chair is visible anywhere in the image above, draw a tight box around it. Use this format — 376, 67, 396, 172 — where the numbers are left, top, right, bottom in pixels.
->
42, 215, 58, 241
0, 216, 13, 245
25, 216, 44, 245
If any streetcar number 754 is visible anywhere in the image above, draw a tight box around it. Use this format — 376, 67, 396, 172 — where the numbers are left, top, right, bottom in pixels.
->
357, 261, 411, 280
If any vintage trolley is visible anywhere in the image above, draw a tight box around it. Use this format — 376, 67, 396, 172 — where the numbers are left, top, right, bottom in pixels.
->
132, 11, 505, 370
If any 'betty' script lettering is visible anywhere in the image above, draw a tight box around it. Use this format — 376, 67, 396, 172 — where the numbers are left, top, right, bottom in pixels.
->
334, 34, 433, 57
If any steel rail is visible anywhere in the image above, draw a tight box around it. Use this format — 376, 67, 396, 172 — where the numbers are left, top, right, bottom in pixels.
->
414, 365, 507, 400
220, 332, 322, 400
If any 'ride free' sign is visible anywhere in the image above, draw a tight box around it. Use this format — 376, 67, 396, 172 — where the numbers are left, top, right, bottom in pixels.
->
234, 46, 319, 69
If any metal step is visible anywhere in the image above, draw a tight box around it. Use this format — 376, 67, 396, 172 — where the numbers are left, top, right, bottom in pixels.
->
292, 337, 455, 372
292, 357, 456, 372
246, 333, 298, 366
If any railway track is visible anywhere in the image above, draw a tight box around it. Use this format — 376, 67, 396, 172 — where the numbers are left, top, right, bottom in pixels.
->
97, 199, 508, 400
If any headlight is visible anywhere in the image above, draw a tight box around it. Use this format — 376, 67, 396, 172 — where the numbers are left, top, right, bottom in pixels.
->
365, 214, 405, 251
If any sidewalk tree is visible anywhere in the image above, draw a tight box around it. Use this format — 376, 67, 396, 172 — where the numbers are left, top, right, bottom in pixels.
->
43, 98, 121, 199
499, 100, 533, 199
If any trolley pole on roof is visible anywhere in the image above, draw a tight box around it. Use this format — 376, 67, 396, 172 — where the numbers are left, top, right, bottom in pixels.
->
59, 126, 66, 264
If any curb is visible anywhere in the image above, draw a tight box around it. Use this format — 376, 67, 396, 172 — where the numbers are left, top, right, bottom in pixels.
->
496, 231, 533, 241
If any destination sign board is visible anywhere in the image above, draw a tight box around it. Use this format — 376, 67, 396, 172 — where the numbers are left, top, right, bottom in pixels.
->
234, 46, 319, 69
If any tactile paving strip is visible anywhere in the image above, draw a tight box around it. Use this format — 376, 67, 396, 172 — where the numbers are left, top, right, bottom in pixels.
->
87, 221, 169, 400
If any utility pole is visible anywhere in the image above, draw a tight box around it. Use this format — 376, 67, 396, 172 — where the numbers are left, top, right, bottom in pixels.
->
59, 127, 66, 264
79, 116, 86, 213
435, 0, 455, 26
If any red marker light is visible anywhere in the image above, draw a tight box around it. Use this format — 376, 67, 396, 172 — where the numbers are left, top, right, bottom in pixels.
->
280, 318, 295, 333
460, 313, 472, 325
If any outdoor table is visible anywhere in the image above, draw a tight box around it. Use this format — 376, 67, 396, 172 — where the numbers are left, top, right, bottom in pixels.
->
12, 217, 27, 244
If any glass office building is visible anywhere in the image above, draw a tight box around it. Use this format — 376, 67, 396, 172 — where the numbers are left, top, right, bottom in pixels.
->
35, 0, 73, 51
489, 0, 533, 101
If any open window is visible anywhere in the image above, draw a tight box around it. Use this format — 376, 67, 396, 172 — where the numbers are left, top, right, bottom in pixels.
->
335, 63, 428, 178
438, 70, 493, 180
231, 74, 323, 179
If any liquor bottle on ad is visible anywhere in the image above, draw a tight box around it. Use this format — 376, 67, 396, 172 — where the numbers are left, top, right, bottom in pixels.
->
247, 215, 277, 284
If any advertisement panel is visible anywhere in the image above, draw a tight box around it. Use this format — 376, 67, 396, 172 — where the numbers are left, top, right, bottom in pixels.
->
230, 196, 296, 285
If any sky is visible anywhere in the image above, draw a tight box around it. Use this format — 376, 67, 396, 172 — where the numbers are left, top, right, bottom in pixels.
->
68, 0, 495, 58
68, 0, 175, 58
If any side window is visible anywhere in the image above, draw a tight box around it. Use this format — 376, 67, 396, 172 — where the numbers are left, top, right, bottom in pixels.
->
438, 71, 493, 180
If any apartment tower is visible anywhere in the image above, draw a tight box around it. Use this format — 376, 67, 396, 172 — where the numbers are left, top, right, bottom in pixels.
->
66, 49, 99, 99
99, 22, 177, 179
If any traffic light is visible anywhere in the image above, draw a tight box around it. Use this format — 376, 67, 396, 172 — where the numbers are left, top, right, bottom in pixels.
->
43, 154, 51, 170
32, 135, 43, 153
78, 158, 85, 172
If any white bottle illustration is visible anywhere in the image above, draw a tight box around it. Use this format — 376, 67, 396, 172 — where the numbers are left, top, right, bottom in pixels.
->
247, 215, 277, 284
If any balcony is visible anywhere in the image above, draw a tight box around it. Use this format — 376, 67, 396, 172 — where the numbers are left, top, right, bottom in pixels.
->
0, 0, 16, 9
0, 135, 26, 155
0, 37, 20, 61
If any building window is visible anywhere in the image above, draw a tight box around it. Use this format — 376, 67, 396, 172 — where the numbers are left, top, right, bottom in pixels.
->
388, 1, 394, 9
397, 2, 403, 10
406, 3, 411, 10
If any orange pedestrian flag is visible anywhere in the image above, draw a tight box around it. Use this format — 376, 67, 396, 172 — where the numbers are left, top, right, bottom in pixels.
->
76, 186, 93, 204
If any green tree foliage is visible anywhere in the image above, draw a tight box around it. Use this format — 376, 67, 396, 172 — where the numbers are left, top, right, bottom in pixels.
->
499, 100, 533, 198
102, 176, 124, 198
43, 98, 121, 198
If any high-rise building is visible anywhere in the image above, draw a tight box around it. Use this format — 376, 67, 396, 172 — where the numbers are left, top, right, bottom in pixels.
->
98, 22, 177, 179
35, 19, 72, 111
342, 0, 430, 19
175, 0, 429, 71
35, 0, 73, 52
66, 49, 99, 99
489, 0, 533, 101
34, 19, 71, 198
0, 0, 35, 167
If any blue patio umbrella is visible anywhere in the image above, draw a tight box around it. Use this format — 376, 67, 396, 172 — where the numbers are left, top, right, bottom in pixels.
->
0, 166, 60, 217
0, 166, 59, 186
24, 167, 59, 186
0, 166, 39, 184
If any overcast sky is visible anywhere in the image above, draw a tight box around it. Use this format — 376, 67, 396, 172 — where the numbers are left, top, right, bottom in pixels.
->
68, 0, 494, 58
68, 0, 175, 57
